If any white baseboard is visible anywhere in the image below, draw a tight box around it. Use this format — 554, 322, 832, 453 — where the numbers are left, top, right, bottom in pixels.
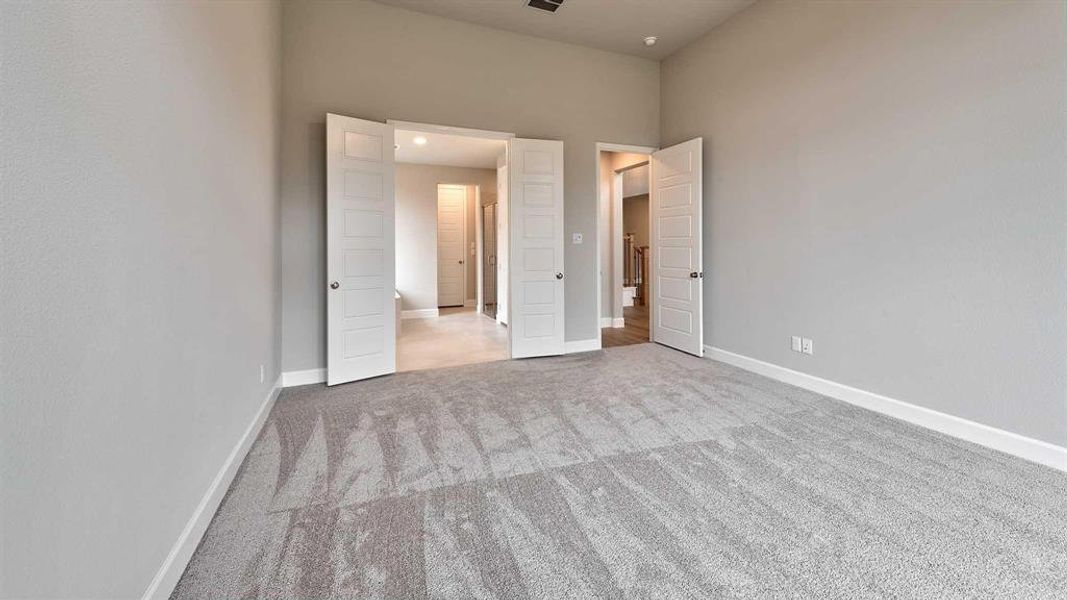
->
705, 346, 1067, 473
281, 367, 326, 387
142, 375, 282, 600
565, 338, 601, 354
598, 317, 626, 328
401, 308, 438, 319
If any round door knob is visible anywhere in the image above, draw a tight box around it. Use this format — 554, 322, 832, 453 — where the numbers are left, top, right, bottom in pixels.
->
459, 260, 464, 264
556, 272, 564, 280
330, 281, 339, 289
689, 272, 699, 278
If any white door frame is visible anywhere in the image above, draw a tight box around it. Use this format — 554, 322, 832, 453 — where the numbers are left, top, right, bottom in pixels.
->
495, 156, 509, 326
594, 142, 657, 347
387, 119, 515, 141
475, 184, 483, 313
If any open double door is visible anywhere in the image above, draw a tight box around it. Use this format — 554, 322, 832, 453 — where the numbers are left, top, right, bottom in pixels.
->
325, 113, 703, 386
325, 114, 566, 385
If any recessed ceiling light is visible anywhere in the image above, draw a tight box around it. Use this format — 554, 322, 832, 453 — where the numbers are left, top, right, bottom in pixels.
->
644, 36, 658, 47
413, 136, 428, 145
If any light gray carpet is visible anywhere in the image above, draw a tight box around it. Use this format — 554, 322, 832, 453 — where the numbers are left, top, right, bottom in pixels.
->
172, 344, 1067, 599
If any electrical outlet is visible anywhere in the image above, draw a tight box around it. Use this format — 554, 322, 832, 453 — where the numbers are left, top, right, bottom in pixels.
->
572, 232, 583, 244
791, 336, 802, 352
259, 364, 265, 383
801, 338, 813, 355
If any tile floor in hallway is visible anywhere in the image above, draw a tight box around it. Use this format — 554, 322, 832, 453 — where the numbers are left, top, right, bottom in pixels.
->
398, 306, 507, 372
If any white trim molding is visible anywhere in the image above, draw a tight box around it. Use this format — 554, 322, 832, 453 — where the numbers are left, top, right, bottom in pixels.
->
705, 346, 1067, 473
597, 141, 658, 154
401, 308, 439, 319
281, 368, 326, 387
598, 317, 627, 328
385, 119, 515, 140
142, 375, 282, 600
565, 338, 602, 354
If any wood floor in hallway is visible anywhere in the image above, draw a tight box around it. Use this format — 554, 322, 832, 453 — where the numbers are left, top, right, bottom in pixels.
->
601, 304, 650, 348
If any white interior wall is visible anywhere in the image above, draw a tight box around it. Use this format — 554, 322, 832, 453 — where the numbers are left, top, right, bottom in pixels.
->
1, 2, 283, 597
281, 0, 660, 370
661, 0, 1067, 447
623, 194, 650, 249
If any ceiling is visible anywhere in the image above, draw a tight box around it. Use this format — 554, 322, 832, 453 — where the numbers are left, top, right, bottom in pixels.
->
395, 129, 507, 169
372, 0, 755, 60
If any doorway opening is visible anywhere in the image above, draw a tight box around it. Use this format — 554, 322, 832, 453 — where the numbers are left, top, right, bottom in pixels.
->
597, 146, 654, 348
394, 126, 509, 372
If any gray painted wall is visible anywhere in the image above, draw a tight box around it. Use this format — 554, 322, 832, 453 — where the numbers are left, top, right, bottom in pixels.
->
0, 1, 282, 597
661, 0, 1067, 446
281, 0, 660, 370
396, 164, 496, 311
624, 194, 650, 250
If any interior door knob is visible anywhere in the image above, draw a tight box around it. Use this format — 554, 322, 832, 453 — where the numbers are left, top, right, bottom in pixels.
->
459, 260, 464, 264
556, 272, 564, 280
330, 281, 339, 289
689, 272, 699, 278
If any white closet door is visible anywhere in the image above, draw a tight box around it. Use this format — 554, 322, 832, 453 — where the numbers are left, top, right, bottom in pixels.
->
508, 138, 564, 358
436, 184, 466, 307
650, 137, 703, 357
326, 113, 396, 385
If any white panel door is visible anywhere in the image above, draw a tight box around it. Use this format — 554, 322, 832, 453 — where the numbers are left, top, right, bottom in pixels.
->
437, 185, 466, 307
508, 138, 564, 358
651, 137, 703, 357
326, 113, 396, 385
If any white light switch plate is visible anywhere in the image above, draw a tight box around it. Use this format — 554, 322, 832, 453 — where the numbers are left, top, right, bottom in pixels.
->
791, 336, 802, 352
572, 233, 583, 244
801, 338, 813, 355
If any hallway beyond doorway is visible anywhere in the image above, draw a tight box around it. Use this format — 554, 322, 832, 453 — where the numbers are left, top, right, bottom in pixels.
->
601, 304, 649, 348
